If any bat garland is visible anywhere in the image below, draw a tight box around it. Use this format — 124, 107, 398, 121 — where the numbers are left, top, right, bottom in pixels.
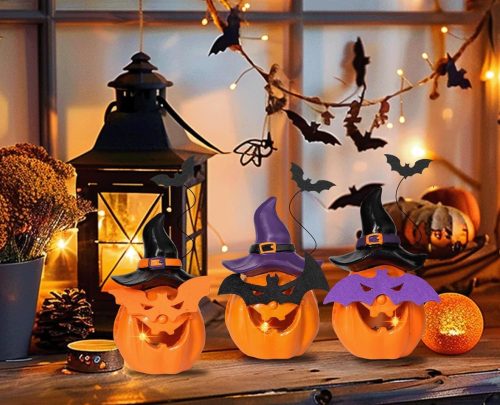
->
329, 183, 384, 210
233, 132, 277, 167
284, 109, 341, 147
203, 1, 491, 166
151, 156, 196, 187
344, 100, 387, 152
384, 154, 432, 179
290, 163, 335, 194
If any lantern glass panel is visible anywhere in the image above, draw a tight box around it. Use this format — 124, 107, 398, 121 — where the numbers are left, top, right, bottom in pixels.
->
97, 192, 162, 290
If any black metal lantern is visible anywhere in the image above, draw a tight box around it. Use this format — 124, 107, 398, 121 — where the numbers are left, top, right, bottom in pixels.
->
70, 52, 222, 321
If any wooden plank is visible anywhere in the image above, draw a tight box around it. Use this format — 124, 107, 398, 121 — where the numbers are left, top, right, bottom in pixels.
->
1, 329, 499, 404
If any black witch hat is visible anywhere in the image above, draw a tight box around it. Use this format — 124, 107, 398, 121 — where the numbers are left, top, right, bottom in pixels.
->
112, 213, 192, 289
330, 186, 427, 272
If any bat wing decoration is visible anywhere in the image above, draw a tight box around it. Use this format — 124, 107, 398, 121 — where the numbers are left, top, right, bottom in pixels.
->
348, 128, 387, 152
385, 154, 432, 178
290, 162, 335, 194
218, 253, 329, 305
445, 54, 472, 89
329, 183, 384, 210
353, 37, 370, 88
284, 109, 341, 147
151, 156, 196, 187
209, 7, 241, 55
233, 132, 277, 167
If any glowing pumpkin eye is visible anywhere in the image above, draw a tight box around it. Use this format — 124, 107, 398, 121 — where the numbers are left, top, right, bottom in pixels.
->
141, 304, 153, 310
252, 290, 264, 296
360, 284, 372, 292
391, 284, 404, 291
282, 287, 295, 296
172, 302, 184, 310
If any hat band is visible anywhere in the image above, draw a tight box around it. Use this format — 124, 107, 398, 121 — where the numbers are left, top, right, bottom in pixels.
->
249, 242, 295, 255
138, 257, 182, 270
356, 233, 401, 249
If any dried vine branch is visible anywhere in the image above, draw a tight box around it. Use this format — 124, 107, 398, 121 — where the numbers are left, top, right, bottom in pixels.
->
206, 1, 494, 111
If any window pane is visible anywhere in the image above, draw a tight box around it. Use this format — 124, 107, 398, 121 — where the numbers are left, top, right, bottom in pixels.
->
0, 0, 37, 10
302, 25, 482, 248
0, 25, 38, 145
304, 0, 465, 12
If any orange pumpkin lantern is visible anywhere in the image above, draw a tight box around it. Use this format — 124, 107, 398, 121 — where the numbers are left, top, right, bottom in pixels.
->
325, 187, 439, 360
107, 213, 210, 374
219, 197, 329, 359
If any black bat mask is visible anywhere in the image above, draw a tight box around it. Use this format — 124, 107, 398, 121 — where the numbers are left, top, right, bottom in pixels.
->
218, 253, 329, 305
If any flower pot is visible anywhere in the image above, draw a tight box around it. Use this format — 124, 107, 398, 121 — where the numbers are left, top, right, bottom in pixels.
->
0, 256, 44, 360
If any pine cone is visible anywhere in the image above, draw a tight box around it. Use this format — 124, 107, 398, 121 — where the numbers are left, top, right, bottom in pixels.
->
34, 288, 95, 350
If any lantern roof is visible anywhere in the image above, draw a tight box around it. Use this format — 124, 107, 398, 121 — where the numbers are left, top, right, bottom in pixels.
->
69, 52, 224, 169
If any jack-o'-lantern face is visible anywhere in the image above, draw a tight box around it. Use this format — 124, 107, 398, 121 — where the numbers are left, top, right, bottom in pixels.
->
324, 265, 439, 359
223, 271, 320, 359
110, 276, 209, 374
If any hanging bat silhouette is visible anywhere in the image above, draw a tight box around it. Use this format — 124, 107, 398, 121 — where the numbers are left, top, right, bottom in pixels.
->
290, 163, 335, 194
348, 128, 387, 152
284, 110, 341, 146
209, 7, 241, 55
445, 54, 471, 89
218, 253, 329, 305
233, 132, 277, 167
151, 156, 196, 187
329, 183, 384, 210
353, 37, 370, 88
385, 154, 432, 178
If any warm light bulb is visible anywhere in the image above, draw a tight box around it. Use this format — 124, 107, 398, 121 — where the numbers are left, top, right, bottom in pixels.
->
396, 69, 404, 77
391, 316, 400, 327
411, 145, 426, 158
56, 239, 68, 250
260, 34, 269, 41
399, 115, 406, 124
421, 52, 429, 60
125, 246, 136, 260
485, 70, 495, 80
243, 2, 251, 10
97, 210, 105, 217
229, 83, 237, 90
441, 26, 448, 34
386, 122, 394, 129
221, 245, 229, 253
259, 321, 270, 333
201, 17, 209, 26
139, 332, 148, 342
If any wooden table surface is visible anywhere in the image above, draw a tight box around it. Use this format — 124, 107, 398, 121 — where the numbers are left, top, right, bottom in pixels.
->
1, 306, 500, 405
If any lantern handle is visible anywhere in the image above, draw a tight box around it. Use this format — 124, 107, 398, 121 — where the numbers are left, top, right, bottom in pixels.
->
157, 96, 226, 154
104, 101, 118, 122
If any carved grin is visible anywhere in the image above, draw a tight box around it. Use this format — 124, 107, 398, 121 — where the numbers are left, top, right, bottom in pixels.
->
356, 302, 409, 332
248, 306, 300, 333
135, 318, 188, 348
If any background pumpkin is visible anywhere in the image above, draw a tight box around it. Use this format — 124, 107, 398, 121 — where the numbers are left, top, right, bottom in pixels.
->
422, 187, 480, 232
224, 271, 320, 359
384, 199, 476, 259
332, 266, 425, 360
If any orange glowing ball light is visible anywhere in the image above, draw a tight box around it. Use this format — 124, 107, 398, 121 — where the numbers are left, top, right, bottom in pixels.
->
422, 293, 484, 355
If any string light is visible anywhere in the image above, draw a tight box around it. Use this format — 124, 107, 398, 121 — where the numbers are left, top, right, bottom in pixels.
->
201, 17, 209, 26
484, 70, 495, 80
421, 52, 434, 69
221, 245, 229, 253
441, 26, 449, 34
396, 69, 404, 77
260, 34, 269, 41
229, 83, 237, 90
138, 332, 148, 342
97, 210, 105, 217
391, 316, 400, 327
259, 321, 270, 333
399, 115, 406, 124
228, 66, 255, 91
386, 122, 394, 129
242, 2, 251, 11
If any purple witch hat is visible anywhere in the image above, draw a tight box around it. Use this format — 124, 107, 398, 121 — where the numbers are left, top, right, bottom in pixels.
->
222, 197, 320, 276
